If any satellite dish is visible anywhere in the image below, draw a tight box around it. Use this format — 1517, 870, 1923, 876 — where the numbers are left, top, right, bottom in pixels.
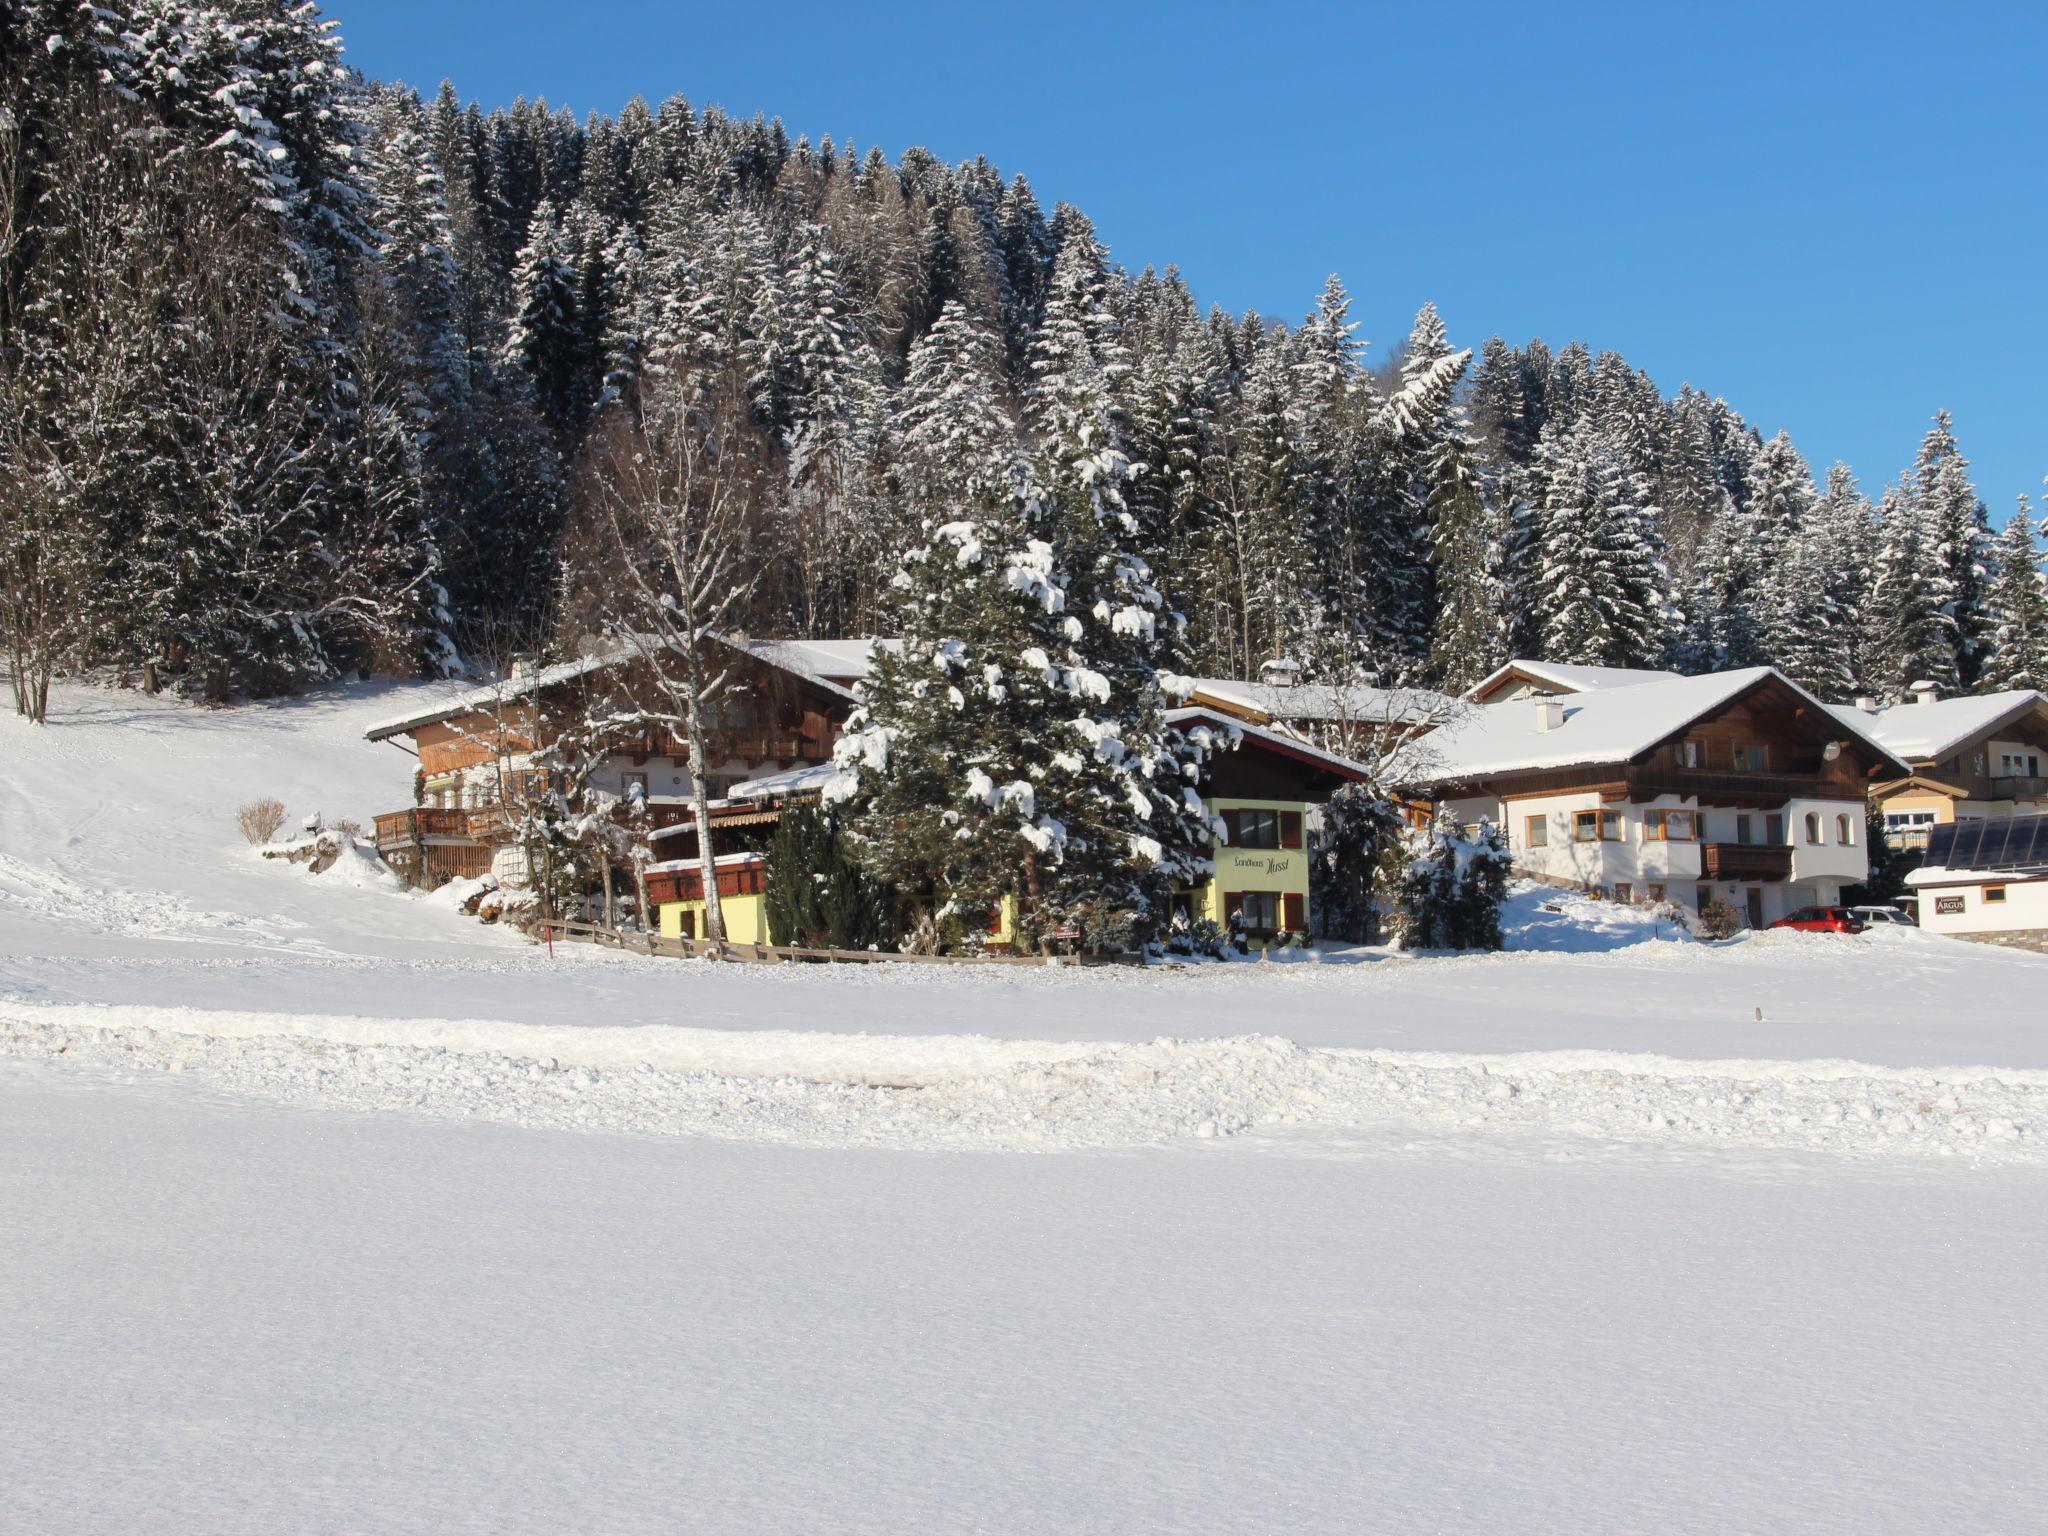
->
1822, 741, 1843, 761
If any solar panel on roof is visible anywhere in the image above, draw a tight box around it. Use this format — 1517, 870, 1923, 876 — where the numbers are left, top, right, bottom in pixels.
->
1925, 813, 2048, 872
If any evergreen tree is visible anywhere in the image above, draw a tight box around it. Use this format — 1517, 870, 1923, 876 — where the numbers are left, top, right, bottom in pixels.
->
1979, 498, 2048, 693
503, 203, 586, 434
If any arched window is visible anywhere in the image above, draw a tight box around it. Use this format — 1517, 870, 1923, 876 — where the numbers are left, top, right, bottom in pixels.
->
1837, 814, 1853, 845
1804, 812, 1822, 845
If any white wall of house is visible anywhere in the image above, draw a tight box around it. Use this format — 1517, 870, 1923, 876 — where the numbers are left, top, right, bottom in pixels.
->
1913, 876, 2048, 936
1444, 788, 1867, 918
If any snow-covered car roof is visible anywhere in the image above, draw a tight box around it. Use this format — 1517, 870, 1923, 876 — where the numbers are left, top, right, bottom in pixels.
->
1825, 690, 2047, 764
1412, 667, 1906, 786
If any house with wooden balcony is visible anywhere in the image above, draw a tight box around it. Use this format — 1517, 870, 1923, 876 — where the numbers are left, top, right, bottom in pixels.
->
1404, 666, 1910, 928
363, 640, 855, 889
1826, 684, 2048, 849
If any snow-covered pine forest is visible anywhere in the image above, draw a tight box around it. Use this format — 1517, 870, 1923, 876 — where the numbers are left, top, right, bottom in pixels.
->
5, 0, 2048, 723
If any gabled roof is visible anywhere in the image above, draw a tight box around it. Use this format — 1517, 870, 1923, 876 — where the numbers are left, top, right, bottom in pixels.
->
1180, 677, 1449, 727
1826, 690, 2048, 763
1410, 667, 1907, 786
745, 637, 898, 685
364, 651, 621, 741
1165, 707, 1375, 784
364, 636, 856, 743
1463, 659, 1681, 702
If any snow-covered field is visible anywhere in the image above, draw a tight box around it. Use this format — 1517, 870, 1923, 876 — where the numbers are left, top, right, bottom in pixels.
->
4, 681, 2046, 1531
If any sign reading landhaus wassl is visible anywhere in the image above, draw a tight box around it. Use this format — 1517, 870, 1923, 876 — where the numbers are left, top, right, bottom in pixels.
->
1225, 851, 1297, 877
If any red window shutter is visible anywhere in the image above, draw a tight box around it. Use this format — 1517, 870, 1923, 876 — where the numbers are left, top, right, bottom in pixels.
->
1223, 891, 1244, 923
1280, 811, 1303, 849
1284, 893, 1306, 932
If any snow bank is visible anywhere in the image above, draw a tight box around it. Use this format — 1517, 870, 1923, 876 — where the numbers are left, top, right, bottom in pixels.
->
3, 1000, 2039, 1162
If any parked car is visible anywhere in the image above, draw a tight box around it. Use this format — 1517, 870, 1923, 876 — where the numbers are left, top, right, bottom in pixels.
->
1769, 906, 1867, 934
1848, 905, 1918, 927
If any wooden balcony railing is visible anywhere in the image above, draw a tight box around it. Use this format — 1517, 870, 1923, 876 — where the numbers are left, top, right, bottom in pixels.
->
373, 807, 510, 850
1991, 775, 2048, 801
1701, 842, 1792, 880
1623, 768, 1825, 805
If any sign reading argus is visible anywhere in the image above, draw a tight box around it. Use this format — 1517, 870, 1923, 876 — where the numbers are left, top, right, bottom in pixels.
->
1934, 895, 1965, 915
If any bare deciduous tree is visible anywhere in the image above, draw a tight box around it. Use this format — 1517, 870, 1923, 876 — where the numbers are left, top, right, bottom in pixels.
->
573, 385, 770, 947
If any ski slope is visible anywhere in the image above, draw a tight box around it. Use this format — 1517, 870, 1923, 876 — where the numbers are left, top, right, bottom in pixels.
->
4, 680, 2046, 1531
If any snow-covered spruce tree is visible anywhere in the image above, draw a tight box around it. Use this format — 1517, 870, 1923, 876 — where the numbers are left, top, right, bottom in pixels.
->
1913, 412, 1995, 687
1533, 416, 1669, 667
825, 504, 1086, 951
1423, 377, 1510, 692
1453, 818, 1512, 950
892, 299, 1019, 531
761, 802, 891, 950
1869, 482, 1959, 698
1309, 784, 1402, 944
1770, 463, 1875, 700
1017, 209, 1217, 949
1395, 812, 1510, 951
504, 203, 587, 435
1394, 813, 1461, 949
1979, 498, 2048, 693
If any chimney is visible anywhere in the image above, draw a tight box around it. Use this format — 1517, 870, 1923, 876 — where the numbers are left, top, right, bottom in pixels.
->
1533, 693, 1565, 732
1852, 694, 1879, 712
1909, 679, 1940, 706
510, 656, 537, 681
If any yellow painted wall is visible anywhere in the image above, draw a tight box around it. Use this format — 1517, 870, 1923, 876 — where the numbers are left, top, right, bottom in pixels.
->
658, 892, 767, 944
1873, 789, 1959, 825
1196, 797, 1312, 934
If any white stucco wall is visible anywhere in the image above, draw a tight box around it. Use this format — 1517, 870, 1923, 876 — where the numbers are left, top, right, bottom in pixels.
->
1446, 789, 1867, 919
1913, 876, 2048, 936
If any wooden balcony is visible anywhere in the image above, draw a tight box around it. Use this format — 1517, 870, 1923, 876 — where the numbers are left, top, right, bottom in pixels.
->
1991, 775, 2048, 802
1701, 842, 1792, 881
373, 807, 509, 851
1618, 768, 1825, 807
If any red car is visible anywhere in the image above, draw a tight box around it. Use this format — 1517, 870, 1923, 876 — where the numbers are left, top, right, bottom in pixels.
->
1769, 906, 1867, 934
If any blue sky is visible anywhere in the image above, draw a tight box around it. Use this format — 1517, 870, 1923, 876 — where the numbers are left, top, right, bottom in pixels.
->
336, 0, 2045, 522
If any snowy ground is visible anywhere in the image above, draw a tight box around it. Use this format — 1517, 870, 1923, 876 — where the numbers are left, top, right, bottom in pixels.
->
4, 680, 2047, 1530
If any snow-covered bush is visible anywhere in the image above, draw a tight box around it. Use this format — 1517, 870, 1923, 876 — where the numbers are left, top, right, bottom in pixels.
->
1395, 814, 1511, 951
236, 798, 287, 845
1162, 917, 1228, 959
1697, 899, 1745, 940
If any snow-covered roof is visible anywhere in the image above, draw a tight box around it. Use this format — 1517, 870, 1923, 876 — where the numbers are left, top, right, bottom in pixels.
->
1180, 677, 1449, 726
363, 652, 622, 741
1411, 667, 1905, 786
1164, 708, 1375, 783
747, 638, 899, 683
1825, 690, 2047, 764
731, 763, 842, 801
1463, 659, 1682, 701
364, 637, 855, 743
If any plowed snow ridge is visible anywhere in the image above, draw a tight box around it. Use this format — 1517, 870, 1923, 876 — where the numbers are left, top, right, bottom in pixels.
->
3, 1001, 2040, 1160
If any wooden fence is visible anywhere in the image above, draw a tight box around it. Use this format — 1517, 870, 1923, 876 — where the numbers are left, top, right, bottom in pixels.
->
535, 918, 1146, 968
